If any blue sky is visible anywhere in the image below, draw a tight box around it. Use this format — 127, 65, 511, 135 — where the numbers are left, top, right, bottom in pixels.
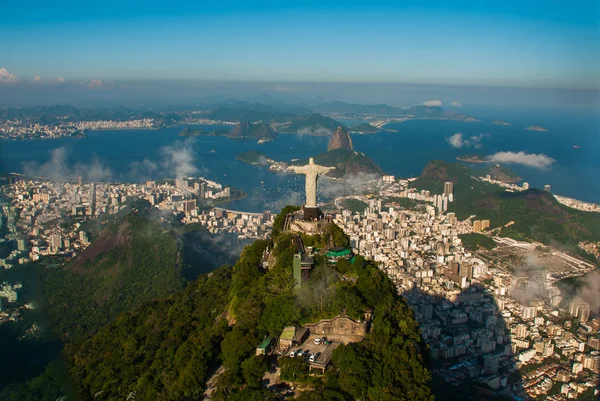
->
1, 0, 598, 88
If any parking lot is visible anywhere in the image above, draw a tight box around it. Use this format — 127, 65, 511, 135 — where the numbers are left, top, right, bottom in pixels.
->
288, 334, 333, 360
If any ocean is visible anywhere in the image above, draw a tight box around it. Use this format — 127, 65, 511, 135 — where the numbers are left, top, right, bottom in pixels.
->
0, 107, 598, 212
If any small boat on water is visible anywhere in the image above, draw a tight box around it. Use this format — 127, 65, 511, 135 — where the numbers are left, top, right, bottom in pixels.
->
573, 145, 580, 149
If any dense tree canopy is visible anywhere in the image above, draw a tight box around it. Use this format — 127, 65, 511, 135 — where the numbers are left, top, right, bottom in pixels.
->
14, 206, 433, 400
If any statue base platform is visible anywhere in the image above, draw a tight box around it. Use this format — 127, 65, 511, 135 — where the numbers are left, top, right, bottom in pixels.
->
302, 206, 323, 222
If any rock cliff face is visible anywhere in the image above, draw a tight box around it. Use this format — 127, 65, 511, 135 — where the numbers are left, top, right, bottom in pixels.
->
327, 126, 353, 152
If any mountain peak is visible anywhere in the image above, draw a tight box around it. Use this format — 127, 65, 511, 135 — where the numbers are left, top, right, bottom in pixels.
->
328, 126, 353, 151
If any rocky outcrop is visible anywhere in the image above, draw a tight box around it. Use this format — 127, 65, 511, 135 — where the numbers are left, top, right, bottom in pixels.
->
327, 126, 353, 152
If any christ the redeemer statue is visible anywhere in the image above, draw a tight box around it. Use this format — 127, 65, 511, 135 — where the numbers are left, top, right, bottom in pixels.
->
290, 157, 334, 209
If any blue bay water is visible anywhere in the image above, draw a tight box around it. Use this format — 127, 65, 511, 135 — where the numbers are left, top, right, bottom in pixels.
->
0, 108, 598, 212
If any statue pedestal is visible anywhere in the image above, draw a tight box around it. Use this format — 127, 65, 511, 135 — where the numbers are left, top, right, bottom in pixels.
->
303, 206, 322, 221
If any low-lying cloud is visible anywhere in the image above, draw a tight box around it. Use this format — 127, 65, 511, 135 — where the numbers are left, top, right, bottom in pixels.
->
447, 132, 489, 149
87, 79, 105, 89
297, 127, 332, 137
488, 151, 555, 169
0, 68, 18, 84
422, 100, 442, 107
160, 139, 198, 178
450, 101, 462, 108
22, 147, 113, 182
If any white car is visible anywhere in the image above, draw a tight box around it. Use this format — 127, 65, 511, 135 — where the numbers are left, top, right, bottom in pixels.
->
309, 354, 317, 362
314, 338, 322, 345
289, 349, 297, 358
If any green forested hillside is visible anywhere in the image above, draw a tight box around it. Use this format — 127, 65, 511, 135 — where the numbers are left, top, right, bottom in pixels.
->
39, 210, 242, 343
40, 213, 185, 342
63, 207, 433, 400
66, 266, 233, 400
450, 190, 600, 247
410, 160, 501, 199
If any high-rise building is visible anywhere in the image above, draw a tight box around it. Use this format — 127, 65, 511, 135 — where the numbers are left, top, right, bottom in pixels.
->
17, 239, 26, 251
420, 304, 433, 320
182, 200, 197, 212
51, 235, 62, 249
78, 176, 83, 186
444, 181, 454, 197
263, 210, 271, 222
569, 300, 591, 323
521, 305, 537, 319
544, 184, 551, 192
522, 182, 529, 190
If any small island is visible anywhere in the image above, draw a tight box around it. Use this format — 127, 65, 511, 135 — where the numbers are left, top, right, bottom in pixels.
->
525, 125, 548, 132
492, 120, 511, 126
456, 154, 488, 163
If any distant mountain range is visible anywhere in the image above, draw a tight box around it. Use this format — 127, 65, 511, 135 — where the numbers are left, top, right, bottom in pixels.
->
280, 113, 347, 134
0, 104, 182, 127
179, 120, 277, 141
313, 101, 478, 121
1, 100, 479, 134
205, 100, 308, 122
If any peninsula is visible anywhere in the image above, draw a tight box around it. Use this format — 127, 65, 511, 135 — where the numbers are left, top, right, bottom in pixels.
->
349, 122, 381, 134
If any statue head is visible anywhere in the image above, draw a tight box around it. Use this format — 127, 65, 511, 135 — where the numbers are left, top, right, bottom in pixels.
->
309, 157, 315, 165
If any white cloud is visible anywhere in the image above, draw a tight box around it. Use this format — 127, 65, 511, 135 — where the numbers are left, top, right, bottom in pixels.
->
22, 146, 113, 182
488, 151, 555, 169
33, 76, 41, 82
0, 68, 18, 84
450, 101, 462, 108
87, 79, 105, 89
447, 132, 489, 149
448, 133, 465, 148
160, 139, 198, 178
422, 100, 442, 107
57, 77, 65, 83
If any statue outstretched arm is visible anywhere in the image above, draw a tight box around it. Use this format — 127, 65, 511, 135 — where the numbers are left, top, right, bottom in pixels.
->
315, 165, 335, 174
290, 165, 311, 174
